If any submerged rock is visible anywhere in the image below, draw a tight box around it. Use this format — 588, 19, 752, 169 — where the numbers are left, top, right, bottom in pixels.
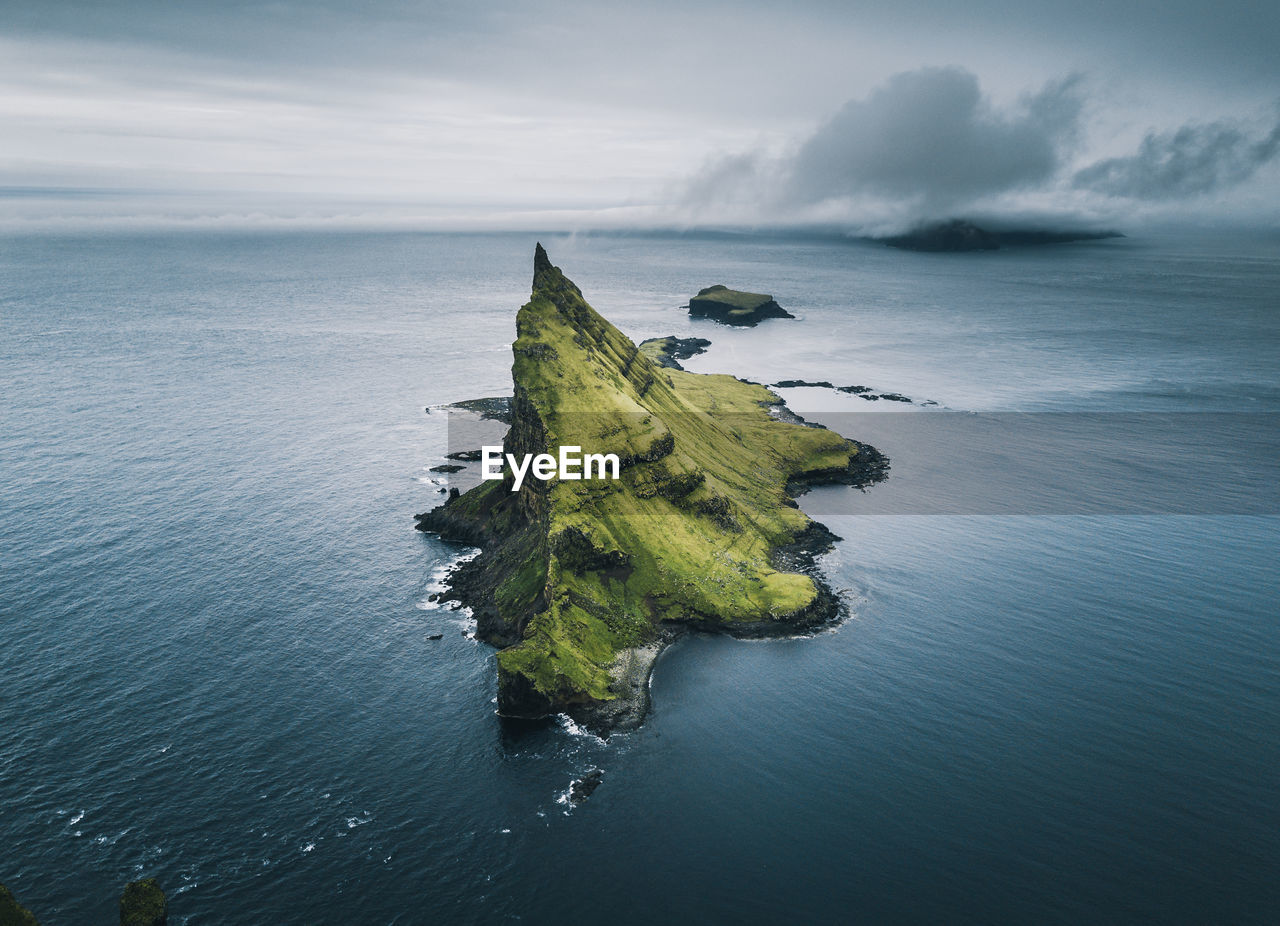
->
416, 245, 886, 733
569, 769, 604, 805
687, 285, 794, 326
119, 879, 166, 926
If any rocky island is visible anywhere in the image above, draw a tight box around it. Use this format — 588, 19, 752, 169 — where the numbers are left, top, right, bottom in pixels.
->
687, 285, 795, 326
417, 245, 885, 732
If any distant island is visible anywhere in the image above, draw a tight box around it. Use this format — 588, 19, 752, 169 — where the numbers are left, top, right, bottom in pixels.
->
416, 245, 885, 732
874, 218, 1123, 252
687, 284, 795, 326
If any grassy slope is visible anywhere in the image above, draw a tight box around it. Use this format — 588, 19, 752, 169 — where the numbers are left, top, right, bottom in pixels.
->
459, 249, 865, 708
693, 284, 774, 312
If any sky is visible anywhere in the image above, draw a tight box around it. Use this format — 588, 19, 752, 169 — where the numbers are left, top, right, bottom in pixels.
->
2, 0, 1278, 231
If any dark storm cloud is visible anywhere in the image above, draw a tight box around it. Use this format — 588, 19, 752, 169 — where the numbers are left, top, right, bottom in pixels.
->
1073, 115, 1280, 200
679, 67, 1086, 223
6, 0, 1279, 107
681, 66, 1280, 227
787, 68, 1083, 211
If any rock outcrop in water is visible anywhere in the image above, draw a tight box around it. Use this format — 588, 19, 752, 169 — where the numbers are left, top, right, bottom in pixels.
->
416, 245, 885, 732
637, 336, 711, 370
119, 879, 166, 926
687, 285, 794, 326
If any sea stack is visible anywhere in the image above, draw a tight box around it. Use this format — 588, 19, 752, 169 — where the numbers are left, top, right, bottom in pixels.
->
417, 246, 885, 732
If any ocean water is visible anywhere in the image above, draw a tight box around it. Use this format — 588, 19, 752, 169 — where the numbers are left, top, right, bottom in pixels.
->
1, 229, 1277, 924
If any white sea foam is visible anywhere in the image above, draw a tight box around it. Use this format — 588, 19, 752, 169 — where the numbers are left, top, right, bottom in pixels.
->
555, 713, 606, 744
419, 549, 483, 613
301, 842, 316, 854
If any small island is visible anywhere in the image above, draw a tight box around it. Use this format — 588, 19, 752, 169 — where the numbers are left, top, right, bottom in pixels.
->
417, 245, 885, 732
687, 285, 795, 326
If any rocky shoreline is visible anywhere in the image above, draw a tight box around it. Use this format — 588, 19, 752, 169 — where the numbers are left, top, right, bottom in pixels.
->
637, 335, 711, 370
425, 512, 859, 735
555, 496, 863, 733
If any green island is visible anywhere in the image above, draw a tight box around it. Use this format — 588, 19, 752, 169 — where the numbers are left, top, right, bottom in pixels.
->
417, 245, 885, 731
687, 284, 795, 326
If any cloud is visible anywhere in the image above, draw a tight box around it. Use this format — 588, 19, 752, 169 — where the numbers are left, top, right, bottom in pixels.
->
679, 68, 1280, 230
1073, 115, 1280, 200
679, 67, 1085, 226
787, 67, 1083, 212
5, 3, 1280, 227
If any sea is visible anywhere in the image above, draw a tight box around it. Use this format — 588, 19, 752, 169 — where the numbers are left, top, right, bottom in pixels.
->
1, 228, 1277, 924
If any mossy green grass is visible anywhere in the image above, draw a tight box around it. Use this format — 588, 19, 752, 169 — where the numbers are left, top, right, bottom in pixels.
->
421, 246, 879, 725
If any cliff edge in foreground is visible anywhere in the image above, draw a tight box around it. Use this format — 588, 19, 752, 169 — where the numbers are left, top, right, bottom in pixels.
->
417, 245, 884, 732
